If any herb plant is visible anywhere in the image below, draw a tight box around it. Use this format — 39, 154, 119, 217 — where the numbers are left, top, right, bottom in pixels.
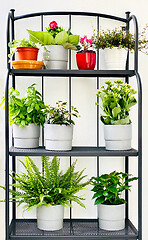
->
27, 20, 80, 50
8, 39, 38, 59
92, 25, 148, 54
0, 84, 46, 128
91, 171, 138, 205
2, 156, 89, 211
45, 101, 80, 125
96, 80, 137, 125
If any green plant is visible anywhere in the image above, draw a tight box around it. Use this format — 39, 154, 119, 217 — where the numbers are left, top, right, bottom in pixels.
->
91, 171, 138, 205
8, 38, 38, 59
96, 80, 137, 125
27, 20, 80, 50
45, 100, 80, 125
1, 156, 89, 211
0, 84, 46, 128
92, 25, 148, 54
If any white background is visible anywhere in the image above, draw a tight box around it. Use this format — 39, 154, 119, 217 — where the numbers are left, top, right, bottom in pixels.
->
0, 0, 148, 239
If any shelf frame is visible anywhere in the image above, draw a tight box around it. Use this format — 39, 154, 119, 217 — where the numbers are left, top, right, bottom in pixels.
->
5, 9, 142, 240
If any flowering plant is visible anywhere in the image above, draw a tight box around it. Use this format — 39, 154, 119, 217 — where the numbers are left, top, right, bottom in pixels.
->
45, 101, 80, 125
92, 25, 148, 54
79, 35, 93, 51
27, 20, 80, 50
96, 80, 137, 125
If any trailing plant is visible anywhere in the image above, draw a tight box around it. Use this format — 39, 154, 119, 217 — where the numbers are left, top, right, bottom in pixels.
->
8, 38, 38, 59
45, 100, 80, 125
1, 156, 89, 211
27, 20, 80, 50
0, 84, 46, 128
91, 171, 138, 205
92, 25, 148, 54
96, 79, 137, 125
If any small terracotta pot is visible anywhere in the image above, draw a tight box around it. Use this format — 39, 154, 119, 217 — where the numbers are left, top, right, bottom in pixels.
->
16, 47, 39, 60
76, 51, 96, 70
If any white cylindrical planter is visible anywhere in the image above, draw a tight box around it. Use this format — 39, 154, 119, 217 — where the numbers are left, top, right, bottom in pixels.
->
100, 47, 127, 70
37, 205, 64, 231
44, 124, 73, 151
104, 124, 132, 150
43, 45, 68, 69
98, 204, 125, 231
12, 123, 40, 148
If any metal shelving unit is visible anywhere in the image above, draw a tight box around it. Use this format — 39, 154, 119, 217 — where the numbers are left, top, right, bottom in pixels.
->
5, 9, 142, 240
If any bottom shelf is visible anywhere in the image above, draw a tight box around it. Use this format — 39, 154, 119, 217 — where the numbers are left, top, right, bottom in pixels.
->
9, 219, 138, 239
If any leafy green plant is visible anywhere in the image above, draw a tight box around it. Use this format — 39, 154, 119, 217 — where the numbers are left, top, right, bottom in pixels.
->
27, 20, 80, 50
91, 171, 138, 205
8, 38, 38, 59
45, 100, 80, 125
0, 84, 46, 128
92, 25, 148, 54
1, 156, 89, 211
96, 80, 137, 125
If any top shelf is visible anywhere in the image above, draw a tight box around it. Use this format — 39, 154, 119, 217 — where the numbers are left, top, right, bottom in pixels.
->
9, 69, 136, 78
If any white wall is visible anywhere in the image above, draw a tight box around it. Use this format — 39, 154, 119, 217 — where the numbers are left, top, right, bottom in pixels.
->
0, 0, 148, 239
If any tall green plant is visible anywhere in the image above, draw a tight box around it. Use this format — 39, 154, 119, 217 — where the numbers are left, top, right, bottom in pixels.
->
91, 171, 138, 205
2, 156, 89, 211
0, 84, 46, 128
96, 80, 137, 125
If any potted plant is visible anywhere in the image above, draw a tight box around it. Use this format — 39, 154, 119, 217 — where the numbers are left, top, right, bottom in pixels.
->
91, 171, 138, 231
92, 25, 148, 69
27, 21, 79, 69
2, 156, 89, 231
8, 38, 39, 60
96, 79, 137, 150
0, 84, 46, 148
76, 35, 96, 70
44, 101, 80, 151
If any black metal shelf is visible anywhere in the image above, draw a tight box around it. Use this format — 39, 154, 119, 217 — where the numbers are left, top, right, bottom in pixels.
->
9, 146, 138, 157
9, 219, 138, 240
9, 69, 136, 78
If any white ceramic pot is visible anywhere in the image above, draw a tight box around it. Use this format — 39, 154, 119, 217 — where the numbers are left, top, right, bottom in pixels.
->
43, 45, 68, 69
98, 204, 125, 231
37, 205, 64, 231
104, 124, 132, 150
12, 123, 40, 148
100, 47, 128, 70
44, 124, 73, 151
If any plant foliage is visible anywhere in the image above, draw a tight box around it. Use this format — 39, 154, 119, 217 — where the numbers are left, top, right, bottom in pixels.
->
0, 84, 46, 128
96, 80, 137, 125
45, 100, 80, 125
8, 38, 38, 59
91, 171, 138, 205
2, 156, 89, 211
92, 25, 148, 54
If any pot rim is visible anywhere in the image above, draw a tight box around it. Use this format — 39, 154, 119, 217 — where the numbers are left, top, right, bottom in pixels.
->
16, 47, 39, 51
77, 50, 96, 54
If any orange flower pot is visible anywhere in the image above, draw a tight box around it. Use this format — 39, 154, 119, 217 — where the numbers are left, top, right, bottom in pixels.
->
16, 47, 39, 60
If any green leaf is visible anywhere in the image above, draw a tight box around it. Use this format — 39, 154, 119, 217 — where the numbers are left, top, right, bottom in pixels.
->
112, 106, 121, 118
62, 42, 77, 50
55, 31, 69, 44
111, 115, 130, 125
94, 196, 105, 205
27, 30, 54, 45
68, 34, 79, 45
92, 190, 103, 199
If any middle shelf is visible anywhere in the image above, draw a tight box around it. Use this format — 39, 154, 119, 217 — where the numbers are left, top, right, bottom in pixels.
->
9, 146, 138, 157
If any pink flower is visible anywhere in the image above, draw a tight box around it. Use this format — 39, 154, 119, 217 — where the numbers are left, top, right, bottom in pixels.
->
49, 21, 58, 29
80, 37, 85, 43
89, 39, 93, 45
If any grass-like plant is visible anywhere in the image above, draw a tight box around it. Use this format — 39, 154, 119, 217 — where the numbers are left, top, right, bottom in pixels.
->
96, 80, 137, 125
2, 156, 89, 211
45, 100, 80, 125
91, 171, 138, 205
0, 84, 46, 128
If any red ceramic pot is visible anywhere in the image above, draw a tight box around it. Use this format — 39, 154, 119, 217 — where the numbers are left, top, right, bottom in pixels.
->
16, 47, 39, 60
76, 51, 96, 70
